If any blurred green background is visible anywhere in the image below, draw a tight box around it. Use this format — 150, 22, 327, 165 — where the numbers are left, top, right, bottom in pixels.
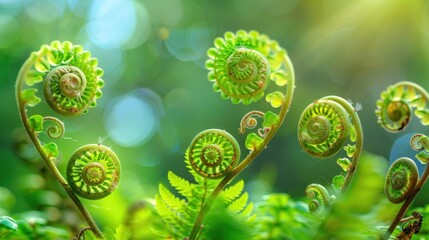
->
1, 0, 429, 230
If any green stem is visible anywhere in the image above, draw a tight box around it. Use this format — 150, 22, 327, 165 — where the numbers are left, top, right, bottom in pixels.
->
15, 55, 104, 239
188, 56, 295, 240
383, 162, 429, 239
320, 96, 364, 193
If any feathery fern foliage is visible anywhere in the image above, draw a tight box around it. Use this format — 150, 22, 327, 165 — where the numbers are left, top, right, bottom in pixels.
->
154, 150, 254, 239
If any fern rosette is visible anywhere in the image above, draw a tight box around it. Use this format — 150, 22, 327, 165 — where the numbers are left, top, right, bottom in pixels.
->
205, 30, 289, 105
188, 129, 240, 179
298, 99, 351, 158
385, 157, 418, 204
67, 144, 120, 200
30, 41, 104, 116
376, 81, 429, 132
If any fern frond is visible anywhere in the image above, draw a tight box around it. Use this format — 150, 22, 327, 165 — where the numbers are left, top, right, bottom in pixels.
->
155, 169, 253, 239
220, 180, 244, 204
238, 202, 254, 220
155, 192, 189, 237
159, 184, 186, 211
168, 171, 194, 199
113, 224, 131, 240
228, 192, 249, 214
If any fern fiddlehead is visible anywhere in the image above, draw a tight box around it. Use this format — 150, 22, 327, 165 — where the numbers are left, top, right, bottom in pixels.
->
298, 99, 351, 158
385, 157, 419, 204
298, 96, 363, 214
16, 41, 119, 238
67, 144, 120, 200
188, 129, 240, 179
182, 30, 295, 240
375, 81, 429, 239
305, 184, 331, 214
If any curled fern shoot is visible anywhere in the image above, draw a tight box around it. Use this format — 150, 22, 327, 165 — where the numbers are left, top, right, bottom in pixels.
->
238, 111, 265, 135
15, 41, 118, 238
376, 81, 429, 132
305, 184, 331, 214
382, 134, 429, 239
188, 129, 240, 179
385, 157, 418, 204
67, 144, 120, 200
375, 82, 429, 239
299, 96, 363, 208
186, 30, 295, 240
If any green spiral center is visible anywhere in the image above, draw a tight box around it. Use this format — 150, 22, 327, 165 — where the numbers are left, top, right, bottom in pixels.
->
188, 129, 240, 179
380, 100, 411, 132
387, 101, 410, 122
385, 157, 418, 204
307, 116, 331, 144
47, 66, 87, 99
82, 162, 106, 186
201, 145, 223, 167
391, 170, 406, 190
67, 144, 120, 200
226, 48, 268, 85
60, 72, 84, 98
298, 100, 351, 158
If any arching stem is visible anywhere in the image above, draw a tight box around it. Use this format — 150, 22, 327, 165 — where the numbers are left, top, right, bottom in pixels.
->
188, 56, 295, 240
16, 55, 104, 239
383, 162, 429, 240
320, 96, 364, 193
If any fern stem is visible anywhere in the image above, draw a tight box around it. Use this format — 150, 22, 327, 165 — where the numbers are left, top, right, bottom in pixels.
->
16, 56, 104, 239
320, 96, 364, 193
188, 56, 295, 240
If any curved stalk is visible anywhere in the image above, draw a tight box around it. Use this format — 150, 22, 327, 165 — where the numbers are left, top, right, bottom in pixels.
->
320, 96, 364, 193
16, 56, 103, 239
188, 56, 295, 240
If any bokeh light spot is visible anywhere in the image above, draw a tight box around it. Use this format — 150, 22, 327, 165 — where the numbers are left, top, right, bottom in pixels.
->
24, 0, 65, 22
66, 0, 92, 18
104, 89, 163, 147
84, 43, 124, 86
124, 1, 150, 49
0, 0, 22, 16
86, 0, 136, 49
164, 27, 211, 62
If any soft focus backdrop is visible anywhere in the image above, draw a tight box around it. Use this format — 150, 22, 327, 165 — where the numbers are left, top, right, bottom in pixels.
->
1, 0, 429, 229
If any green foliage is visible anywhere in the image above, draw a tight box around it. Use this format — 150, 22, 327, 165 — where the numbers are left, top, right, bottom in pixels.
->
27, 115, 43, 132
262, 111, 280, 128
20, 89, 40, 107
155, 166, 254, 239
265, 91, 285, 108
245, 133, 264, 151
252, 194, 318, 240
0, 215, 69, 240
315, 152, 389, 239
41, 142, 58, 158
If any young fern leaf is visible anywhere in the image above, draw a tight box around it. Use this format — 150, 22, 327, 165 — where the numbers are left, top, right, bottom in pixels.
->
16, 41, 119, 238
298, 96, 363, 214
227, 192, 249, 214
168, 171, 194, 199
186, 30, 295, 240
220, 180, 244, 203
